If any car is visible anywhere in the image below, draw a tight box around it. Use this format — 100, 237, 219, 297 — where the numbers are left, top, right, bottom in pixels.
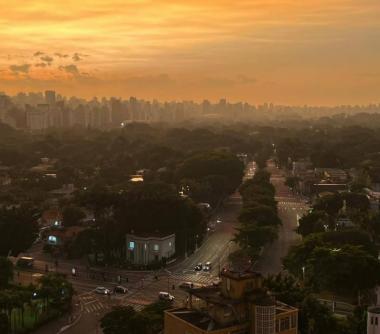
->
203, 261, 212, 271
95, 287, 111, 295
179, 282, 194, 289
158, 292, 175, 301
194, 263, 202, 271
216, 218, 222, 224
114, 285, 128, 294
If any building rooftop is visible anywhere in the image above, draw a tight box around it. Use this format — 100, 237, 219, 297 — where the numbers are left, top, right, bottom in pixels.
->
167, 308, 243, 331
276, 301, 298, 315
369, 306, 380, 314
126, 231, 175, 239
189, 286, 244, 306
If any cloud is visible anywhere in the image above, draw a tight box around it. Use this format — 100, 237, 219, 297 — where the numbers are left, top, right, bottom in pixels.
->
72, 53, 88, 61
59, 64, 80, 76
72, 53, 82, 61
54, 52, 69, 58
9, 63, 31, 74
33, 51, 44, 57
40, 55, 53, 64
35, 63, 47, 67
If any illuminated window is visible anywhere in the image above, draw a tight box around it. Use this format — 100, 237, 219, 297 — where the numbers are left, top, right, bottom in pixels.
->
154, 244, 159, 251
48, 235, 57, 244
129, 241, 135, 250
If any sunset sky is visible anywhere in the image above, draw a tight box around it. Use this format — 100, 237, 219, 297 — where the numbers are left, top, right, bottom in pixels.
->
0, 0, 379, 105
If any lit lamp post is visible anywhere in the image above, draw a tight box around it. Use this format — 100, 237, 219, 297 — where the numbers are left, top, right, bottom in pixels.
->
302, 266, 305, 281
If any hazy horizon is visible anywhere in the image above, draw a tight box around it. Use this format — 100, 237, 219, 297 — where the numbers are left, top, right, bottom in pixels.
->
1, 0, 380, 105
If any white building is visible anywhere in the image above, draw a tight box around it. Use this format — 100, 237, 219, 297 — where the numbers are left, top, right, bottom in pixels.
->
368, 307, 380, 334
368, 287, 380, 334
126, 233, 175, 265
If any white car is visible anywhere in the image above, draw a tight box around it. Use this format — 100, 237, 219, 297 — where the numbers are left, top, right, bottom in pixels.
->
159, 292, 175, 301
203, 261, 212, 271
95, 287, 111, 295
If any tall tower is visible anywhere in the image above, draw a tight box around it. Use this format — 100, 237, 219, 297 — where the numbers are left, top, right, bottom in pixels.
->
45, 90, 56, 106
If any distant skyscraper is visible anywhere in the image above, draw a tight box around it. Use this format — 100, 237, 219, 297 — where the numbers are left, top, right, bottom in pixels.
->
45, 90, 56, 106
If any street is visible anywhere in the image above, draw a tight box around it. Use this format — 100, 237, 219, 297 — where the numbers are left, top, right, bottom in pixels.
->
31, 162, 255, 333
254, 161, 308, 275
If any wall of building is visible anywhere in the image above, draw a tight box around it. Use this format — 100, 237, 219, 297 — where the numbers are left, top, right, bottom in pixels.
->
126, 234, 175, 265
164, 312, 248, 334
275, 311, 298, 334
220, 275, 262, 300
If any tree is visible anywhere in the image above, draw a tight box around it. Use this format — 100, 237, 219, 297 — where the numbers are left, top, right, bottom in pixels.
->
297, 211, 329, 237
0, 205, 39, 256
38, 273, 73, 311
264, 274, 338, 334
0, 257, 13, 288
101, 306, 139, 334
238, 204, 280, 227
313, 193, 343, 217
306, 245, 380, 295
285, 176, 299, 190
0, 312, 9, 334
101, 301, 171, 334
62, 205, 85, 227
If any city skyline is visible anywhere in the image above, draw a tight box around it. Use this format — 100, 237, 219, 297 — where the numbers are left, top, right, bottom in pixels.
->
1, 0, 380, 105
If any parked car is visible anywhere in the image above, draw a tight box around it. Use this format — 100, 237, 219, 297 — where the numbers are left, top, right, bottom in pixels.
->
95, 287, 111, 295
203, 261, 212, 271
179, 282, 194, 289
114, 286, 128, 294
158, 291, 175, 301
194, 263, 202, 271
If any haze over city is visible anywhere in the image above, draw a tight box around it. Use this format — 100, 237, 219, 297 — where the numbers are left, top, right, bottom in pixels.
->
2, 2, 380, 334
1, 0, 380, 105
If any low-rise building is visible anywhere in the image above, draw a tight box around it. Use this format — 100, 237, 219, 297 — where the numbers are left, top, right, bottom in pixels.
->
126, 232, 175, 265
164, 269, 298, 334
46, 226, 85, 247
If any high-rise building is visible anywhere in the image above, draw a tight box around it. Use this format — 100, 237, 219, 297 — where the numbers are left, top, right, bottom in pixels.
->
26, 104, 50, 130
164, 269, 298, 334
45, 90, 56, 106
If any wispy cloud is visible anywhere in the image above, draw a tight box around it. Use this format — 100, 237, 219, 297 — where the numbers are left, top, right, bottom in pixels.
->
9, 63, 31, 74
40, 55, 53, 64
59, 64, 80, 76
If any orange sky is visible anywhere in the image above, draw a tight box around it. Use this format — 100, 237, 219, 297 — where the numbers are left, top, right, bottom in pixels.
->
0, 0, 379, 105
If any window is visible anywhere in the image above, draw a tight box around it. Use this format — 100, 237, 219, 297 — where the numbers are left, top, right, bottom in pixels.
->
48, 235, 58, 244
169, 242, 172, 247
371, 317, 374, 325
154, 244, 159, 251
128, 241, 135, 250
376, 317, 378, 326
